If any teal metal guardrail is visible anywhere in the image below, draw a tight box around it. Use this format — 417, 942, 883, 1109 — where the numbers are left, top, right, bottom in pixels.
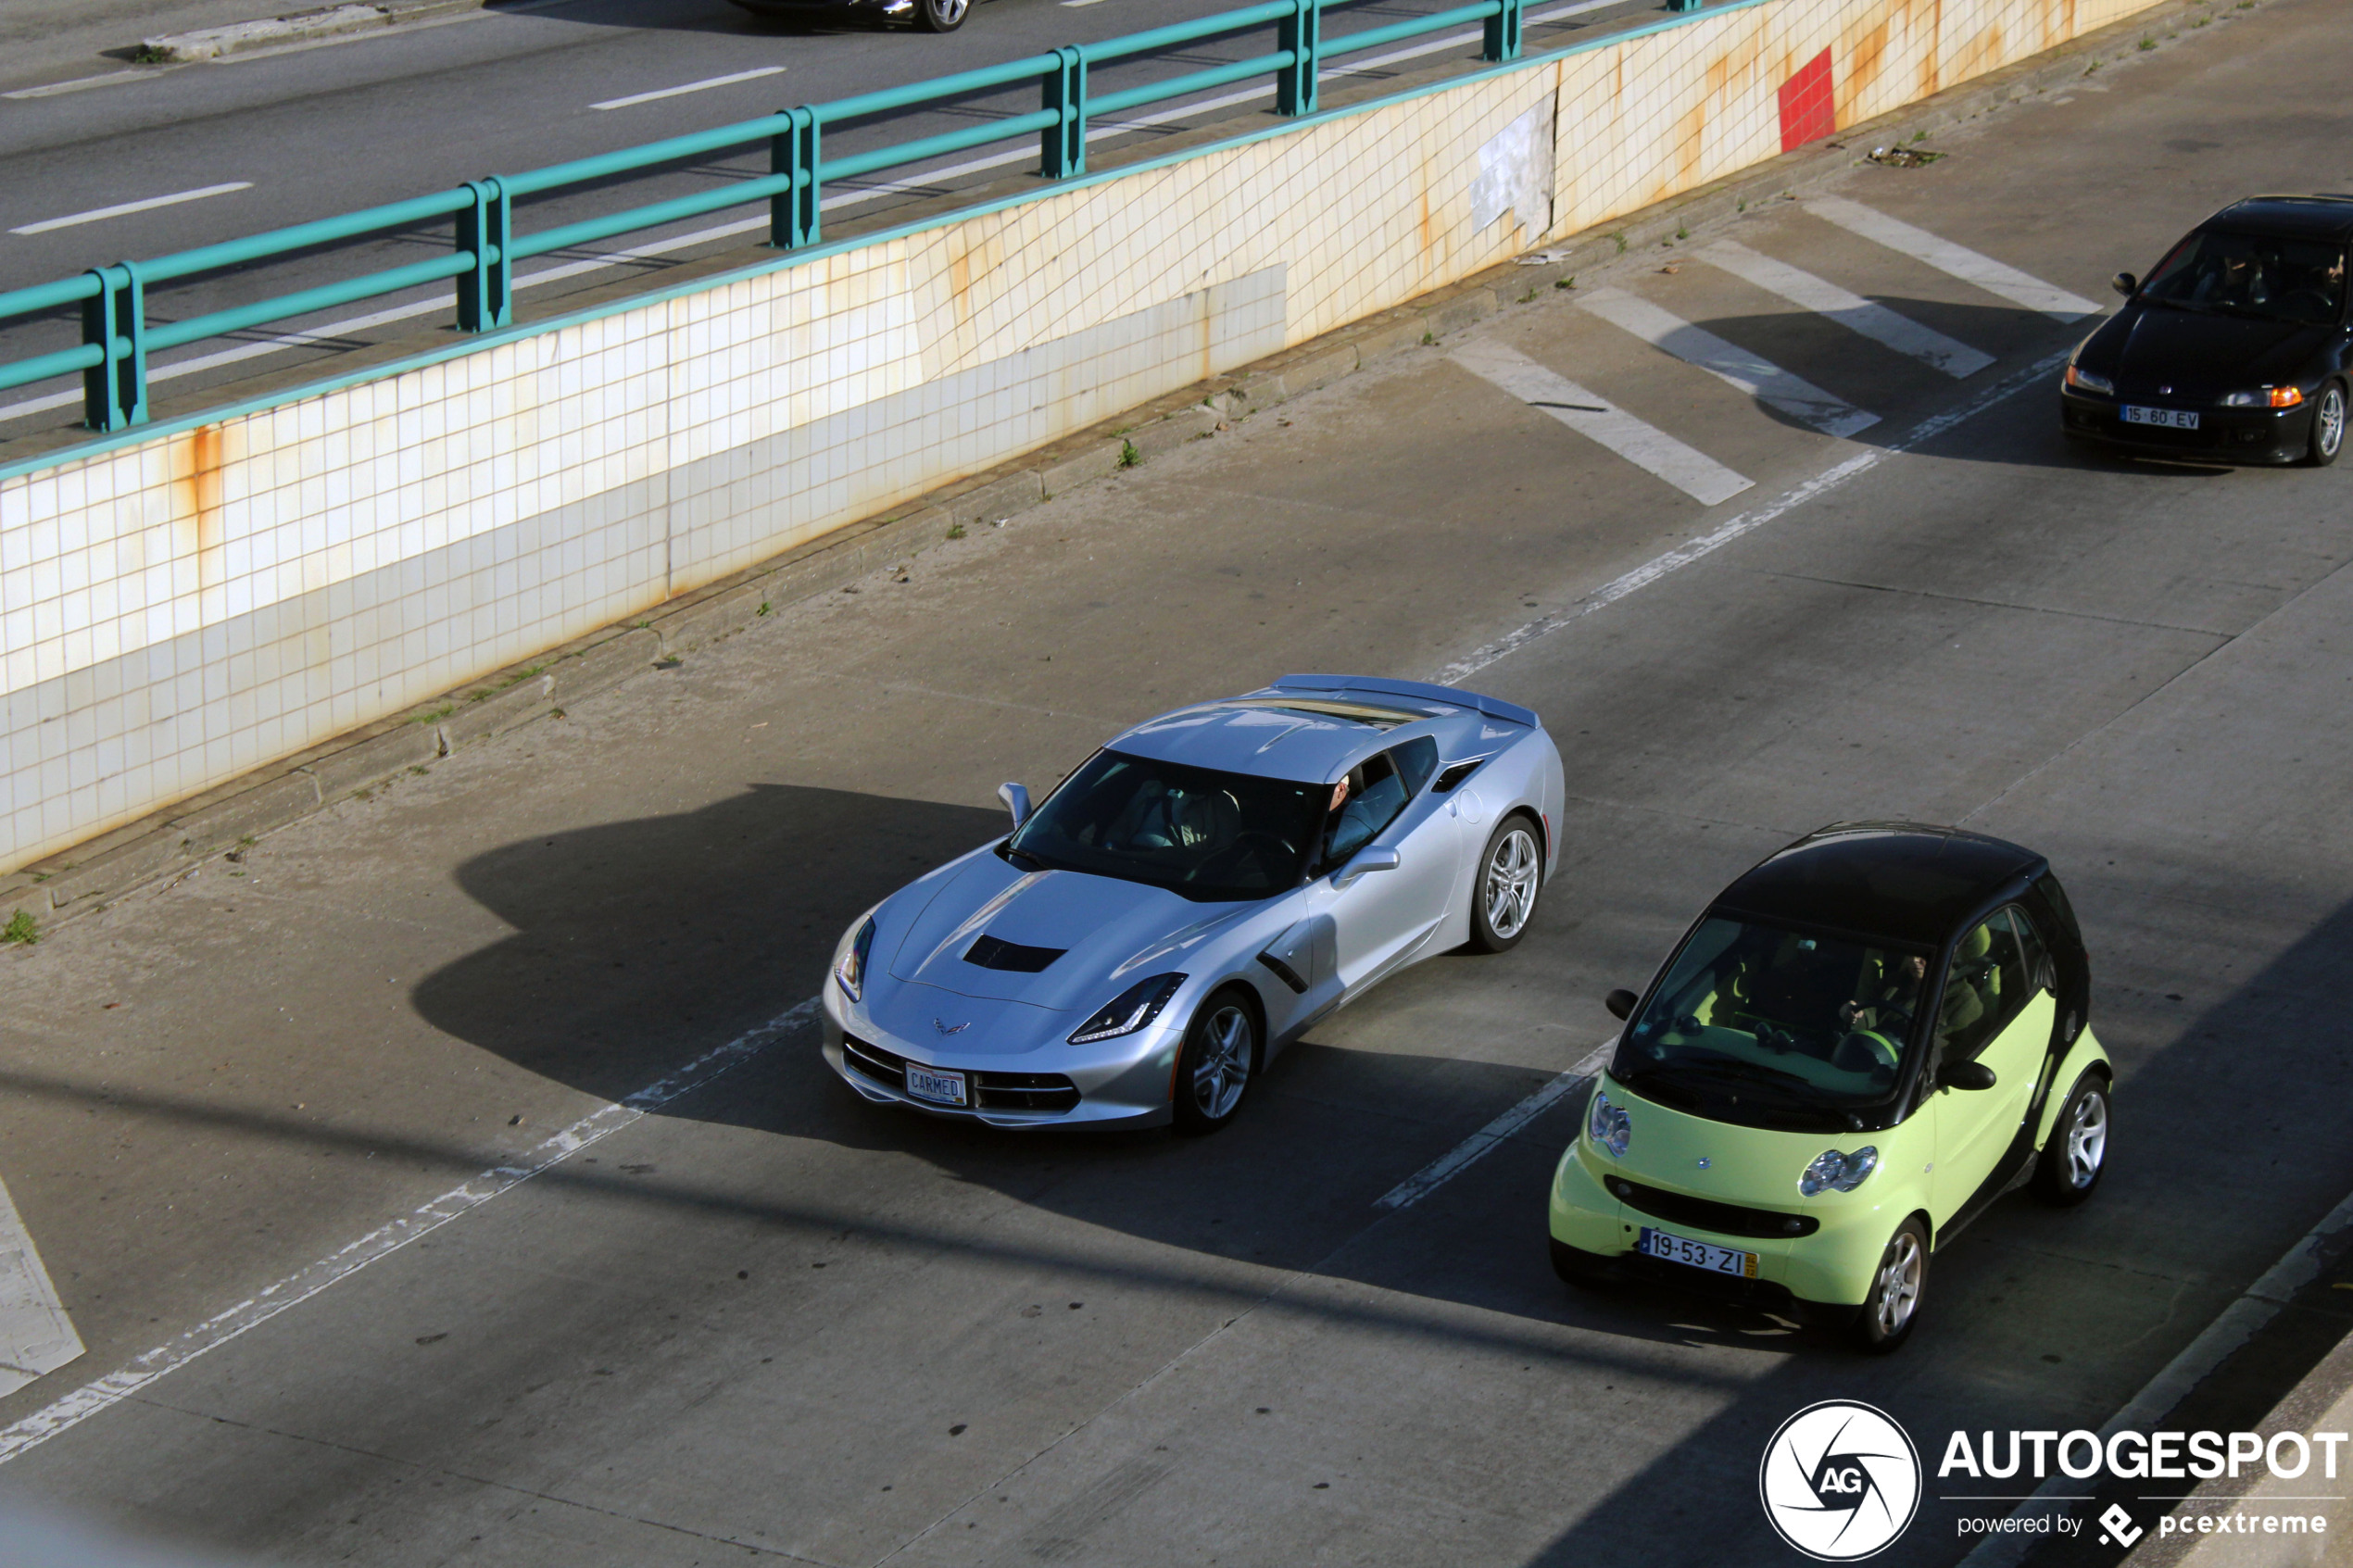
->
0, 0, 1528, 435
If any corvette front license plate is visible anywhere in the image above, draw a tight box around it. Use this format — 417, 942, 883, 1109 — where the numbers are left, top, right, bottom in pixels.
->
903, 1065, 968, 1106
2122, 405, 2199, 430
1637, 1226, 1758, 1278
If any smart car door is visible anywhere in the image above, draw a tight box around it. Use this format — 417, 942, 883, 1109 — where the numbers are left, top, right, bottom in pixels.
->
1927, 909, 2055, 1225
1314, 739, 1462, 994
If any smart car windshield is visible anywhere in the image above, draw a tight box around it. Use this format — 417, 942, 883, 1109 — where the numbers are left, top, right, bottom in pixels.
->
1005, 750, 1322, 902
1609, 917, 1928, 1130
2141, 230, 2347, 323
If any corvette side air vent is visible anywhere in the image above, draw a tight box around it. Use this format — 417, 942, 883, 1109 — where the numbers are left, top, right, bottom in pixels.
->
1430, 758, 1487, 794
964, 935, 1067, 972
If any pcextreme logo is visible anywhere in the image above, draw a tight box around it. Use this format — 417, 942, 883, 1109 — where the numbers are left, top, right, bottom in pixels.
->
1759, 1400, 1923, 1561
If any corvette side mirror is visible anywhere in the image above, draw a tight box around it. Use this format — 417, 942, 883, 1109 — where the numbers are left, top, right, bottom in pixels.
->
1604, 988, 1638, 1021
1937, 1060, 1996, 1092
997, 781, 1032, 828
2111, 271, 2138, 297
1334, 846, 1401, 888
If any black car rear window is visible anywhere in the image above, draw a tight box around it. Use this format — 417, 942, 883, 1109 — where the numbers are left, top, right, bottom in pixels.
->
2142, 230, 2347, 323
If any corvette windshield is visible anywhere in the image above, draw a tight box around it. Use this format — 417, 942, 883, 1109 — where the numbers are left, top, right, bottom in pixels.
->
1610, 918, 1927, 1130
1006, 750, 1320, 902
2141, 230, 2347, 323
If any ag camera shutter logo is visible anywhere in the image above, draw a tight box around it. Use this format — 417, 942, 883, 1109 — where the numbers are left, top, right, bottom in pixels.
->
1759, 1400, 1922, 1560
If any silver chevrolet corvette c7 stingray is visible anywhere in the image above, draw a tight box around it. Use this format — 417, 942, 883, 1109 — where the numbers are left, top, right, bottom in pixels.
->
820, 674, 1567, 1133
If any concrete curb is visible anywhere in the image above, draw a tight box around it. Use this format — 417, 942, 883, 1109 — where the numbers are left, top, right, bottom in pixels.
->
139, 0, 503, 61
0, 0, 2248, 945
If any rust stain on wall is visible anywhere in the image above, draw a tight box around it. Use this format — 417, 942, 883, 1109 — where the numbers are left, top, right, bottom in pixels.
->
1848, 18, 1892, 107
170, 421, 236, 596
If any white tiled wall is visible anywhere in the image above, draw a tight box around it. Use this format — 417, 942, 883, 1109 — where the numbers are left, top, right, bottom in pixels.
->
0, 0, 2160, 872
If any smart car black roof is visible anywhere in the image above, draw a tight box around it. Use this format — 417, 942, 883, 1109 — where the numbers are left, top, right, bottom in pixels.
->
1709, 822, 2045, 947
2201, 195, 2353, 242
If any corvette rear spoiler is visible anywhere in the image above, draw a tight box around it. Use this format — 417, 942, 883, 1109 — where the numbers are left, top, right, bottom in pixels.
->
1275, 673, 1539, 730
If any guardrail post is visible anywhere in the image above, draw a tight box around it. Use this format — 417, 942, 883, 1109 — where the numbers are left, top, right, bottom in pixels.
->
1277, 0, 1320, 116
771, 107, 821, 249
79, 263, 146, 432
457, 177, 511, 332
1041, 46, 1088, 180
1483, 0, 1523, 60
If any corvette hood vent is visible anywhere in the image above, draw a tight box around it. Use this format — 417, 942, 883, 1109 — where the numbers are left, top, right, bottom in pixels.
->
963, 935, 1067, 972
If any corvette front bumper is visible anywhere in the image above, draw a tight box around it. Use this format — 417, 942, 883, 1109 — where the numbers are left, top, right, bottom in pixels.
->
821, 988, 1182, 1129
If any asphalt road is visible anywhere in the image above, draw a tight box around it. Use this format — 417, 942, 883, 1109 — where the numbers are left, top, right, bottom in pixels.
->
1, 0, 2348, 1563
0, 0, 1658, 443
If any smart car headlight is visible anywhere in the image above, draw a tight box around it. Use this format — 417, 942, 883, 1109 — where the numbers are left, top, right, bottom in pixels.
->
835, 916, 876, 1002
1069, 973, 1185, 1044
1587, 1089, 1631, 1159
2064, 364, 2114, 395
1798, 1146, 1879, 1197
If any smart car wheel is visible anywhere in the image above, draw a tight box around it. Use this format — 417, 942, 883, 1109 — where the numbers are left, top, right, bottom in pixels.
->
1468, 814, 1542, 953
1854, 1217, 1929, 1353
912, 0, 967, 31
2032, 1073, 2110, 1207
2308, 383, 2347, 468
1171, 987, 1256, 1135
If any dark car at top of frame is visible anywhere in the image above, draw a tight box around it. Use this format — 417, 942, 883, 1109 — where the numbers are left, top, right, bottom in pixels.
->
726, 0, 970, 33
2059, 194, 2351, 467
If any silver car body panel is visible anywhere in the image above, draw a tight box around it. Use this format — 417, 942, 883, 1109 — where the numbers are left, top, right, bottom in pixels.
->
821, 674, 1567, 1128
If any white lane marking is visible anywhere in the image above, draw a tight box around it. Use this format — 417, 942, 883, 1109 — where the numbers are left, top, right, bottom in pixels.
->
590, 66, 784, 112
1580, 286, 1881, 439
1061, 0, 1109, 7
1958, 1178, 2353, 1567
1701, 238, 1994, 379
1433, 349, 2068, 684
1451, 339, 1752, 506
2, 68, 178, 101
0, 996, 821, 1467
0, 0, 1630, 423
8, 182, 253, 237
0, 1172, 82, 1399
1376, 1043, 1613, 1211
1803, 194, 2101, 321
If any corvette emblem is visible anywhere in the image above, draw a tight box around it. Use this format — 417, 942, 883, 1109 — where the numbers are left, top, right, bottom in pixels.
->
934, 1018, 971, 1036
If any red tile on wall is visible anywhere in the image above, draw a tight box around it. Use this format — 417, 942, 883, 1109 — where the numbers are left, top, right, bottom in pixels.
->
1778, 47, 1837, 151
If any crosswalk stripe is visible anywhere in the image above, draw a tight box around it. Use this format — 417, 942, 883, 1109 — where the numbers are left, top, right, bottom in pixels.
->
1802, 195, 2102, 321
1451, 340, 1755, 506
1579, 288, 1881, 440
0, 1173, 82, 1399
1700, 240, 1994, 379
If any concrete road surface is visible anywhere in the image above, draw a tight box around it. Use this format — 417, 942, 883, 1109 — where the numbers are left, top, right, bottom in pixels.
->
0, 0, 2348, 1562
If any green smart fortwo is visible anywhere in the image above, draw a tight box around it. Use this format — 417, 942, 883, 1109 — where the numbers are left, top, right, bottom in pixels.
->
1548, 823, 2112, 1351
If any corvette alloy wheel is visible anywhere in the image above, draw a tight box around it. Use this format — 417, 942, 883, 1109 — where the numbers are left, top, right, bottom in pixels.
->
1469, 817, 1541, 952
1174, 991, 1256, 1134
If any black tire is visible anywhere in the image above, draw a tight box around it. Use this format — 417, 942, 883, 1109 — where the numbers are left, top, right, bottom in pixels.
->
912, 0, 968, 31
1549, 1238, 1617, 1291
1466, 812, 1543, 954
2307, 382, 2346, 468
1853, 1216, 1929, 1353
1171, 986, 1256, 1135
2032, 1072, 2110, 1207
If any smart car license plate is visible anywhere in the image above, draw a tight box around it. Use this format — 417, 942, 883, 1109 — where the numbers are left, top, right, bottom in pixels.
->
2122, 405, 2199, 430
1637, 1226, 1757, 1278
903, 1065, 968, 1106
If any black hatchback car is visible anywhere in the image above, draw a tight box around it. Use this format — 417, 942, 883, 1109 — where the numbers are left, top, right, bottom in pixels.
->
2060, 194, 2349, 466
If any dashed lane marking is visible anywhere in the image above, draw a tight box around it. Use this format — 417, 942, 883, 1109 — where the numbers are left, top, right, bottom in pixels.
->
1376, 1044, 1614, 1210
1803, 194, 2102, 321
1701, 238, 1995, 379
1451, 339, 1754, 505
1580, 286, 1882, 439
0, 1172, 82, 1399
9, 182, 253, 236
591, 66, 784, 112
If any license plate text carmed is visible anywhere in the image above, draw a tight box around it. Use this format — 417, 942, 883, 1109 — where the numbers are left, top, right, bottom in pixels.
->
1636, 1226, 1758, 1278
904, 1065, 967, 1106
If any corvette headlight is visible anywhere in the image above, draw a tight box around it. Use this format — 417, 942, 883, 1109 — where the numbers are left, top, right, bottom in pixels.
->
2064, 364, 2114, 395
1069, 973, 1185, 1044
1587, 1090, 1631, 1159
834, 917, 876, 1002
1799, 1146, 1879, 1197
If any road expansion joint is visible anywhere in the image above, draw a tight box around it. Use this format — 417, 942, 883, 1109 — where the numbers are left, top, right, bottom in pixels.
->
1752, 570, 2241, 640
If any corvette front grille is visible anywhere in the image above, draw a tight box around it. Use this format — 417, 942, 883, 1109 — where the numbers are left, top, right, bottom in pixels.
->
1605, 1175, 1818, 1239
840, 1034, 1079, 1114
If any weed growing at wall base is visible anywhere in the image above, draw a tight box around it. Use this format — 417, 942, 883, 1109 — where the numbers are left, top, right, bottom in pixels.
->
3, 909, 39, 946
